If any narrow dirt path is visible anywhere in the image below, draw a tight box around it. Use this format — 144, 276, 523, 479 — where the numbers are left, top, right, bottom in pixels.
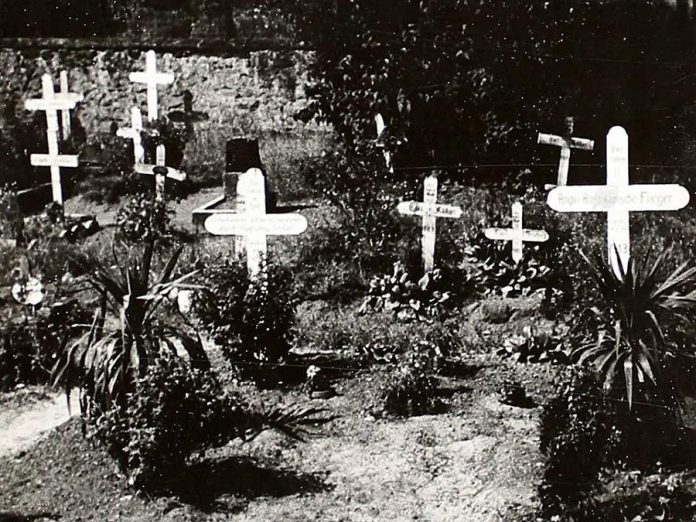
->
0, 390, 78, 458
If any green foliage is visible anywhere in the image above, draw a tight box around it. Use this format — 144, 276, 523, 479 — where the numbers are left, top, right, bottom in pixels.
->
359, 262, 459, 322
116, 194, 170, 244
539, 367, 623, 515
292, 0, 696, 181
572, 250, 696, 408
193, 259, 297, 383
50, 241, 205, 413
498, 325, 568, 364
376, 339, 445, 417
463, 230, 552, 298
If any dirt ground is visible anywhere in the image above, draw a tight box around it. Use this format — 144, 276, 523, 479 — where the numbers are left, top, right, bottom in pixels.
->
0, 357, 558, 522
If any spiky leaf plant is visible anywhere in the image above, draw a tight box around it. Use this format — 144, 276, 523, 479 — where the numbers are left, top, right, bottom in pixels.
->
50, 240, 204, 414
573, 248, 696, 409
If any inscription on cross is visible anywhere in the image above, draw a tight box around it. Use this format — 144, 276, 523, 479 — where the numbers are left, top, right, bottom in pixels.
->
129, 50, 174, 122
484, 202, 549, 263
538, 116, 594, 187
204, 169, 308, 276
548, 126, 690, 275
397, 175, 463, 272
25, 74, 82, 205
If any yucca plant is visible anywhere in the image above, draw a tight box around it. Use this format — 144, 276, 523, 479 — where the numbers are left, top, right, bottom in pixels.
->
573, 248, 696, 409
51, 240, 204, 415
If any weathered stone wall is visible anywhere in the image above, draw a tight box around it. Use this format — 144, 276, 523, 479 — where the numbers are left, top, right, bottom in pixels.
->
0, 44, 325, 176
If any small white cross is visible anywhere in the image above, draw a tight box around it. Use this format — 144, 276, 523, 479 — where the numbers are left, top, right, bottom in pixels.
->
397, 175, 462, 272
129, 50, 174, 122
25, 74, 81, 205
117, 107, 145, 164
375, 113, 393, 172
134, 144, 186, 201
538, 117, 594, 186
204, 169, 308, 276
548, 126, 690, 275
484, 202, 549, 263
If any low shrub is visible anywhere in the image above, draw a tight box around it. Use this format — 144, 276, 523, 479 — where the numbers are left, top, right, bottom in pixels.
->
498, 325, 569, 364
359, 262, 469, 322
375, 340, 445, 417
193, 259, 297, 384
115, 194, 170, 243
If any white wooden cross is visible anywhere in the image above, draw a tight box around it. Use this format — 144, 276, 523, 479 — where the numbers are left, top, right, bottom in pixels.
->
117, 107, 145, 164
538, 117, 594, 187
57, 71, 82, 140
25, 74, 81, 205
204, 168, 308, 276
134, 144, 186, 201
129, 50, 174, 122
548, 126, 690, 276
484, 202, 549, 263
375, 113, 393, 172
397, 175, 463, 272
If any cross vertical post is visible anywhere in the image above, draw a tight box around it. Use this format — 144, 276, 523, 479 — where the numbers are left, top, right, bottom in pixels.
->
59, 71, 71, 140
538, 116, 594, 186
117, 108, 145, 164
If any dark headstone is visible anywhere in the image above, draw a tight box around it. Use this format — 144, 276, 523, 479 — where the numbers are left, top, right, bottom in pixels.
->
226, 138, 263, 173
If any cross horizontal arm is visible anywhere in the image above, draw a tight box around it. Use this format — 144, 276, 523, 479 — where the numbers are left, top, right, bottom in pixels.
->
548, 184, 690, 212
397, 201, 463, 218
135, 163, 186, 181
204, 213, 308, 236
30, 154, 79, 168
129, 72, 174, 85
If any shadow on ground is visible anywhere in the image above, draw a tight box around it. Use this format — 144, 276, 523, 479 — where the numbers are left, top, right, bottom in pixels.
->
170, 455, 333, 512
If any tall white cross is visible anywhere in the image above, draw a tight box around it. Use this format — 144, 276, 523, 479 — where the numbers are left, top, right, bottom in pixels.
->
375, 113, 393, 173
484, 202, 549, 263
204, 168, 308, 276
538, 117, 594, 186
397, 175, 463, 272
548, 126, 690, 275
134, 144, 186, 201
25, 74, 81, 205
117, 108, 145, 164
129, 50, 174, 122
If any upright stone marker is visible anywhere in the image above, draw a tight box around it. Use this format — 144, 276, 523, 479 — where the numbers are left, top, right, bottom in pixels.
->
204, 168, 308, 276
117, 108, 145, 164
538, 116, 594, 186
129, 50, 174, 122
548, 126, 690, 275
25, 74, 81, 205
397, 175, 463, 272
484, 202, 549, 263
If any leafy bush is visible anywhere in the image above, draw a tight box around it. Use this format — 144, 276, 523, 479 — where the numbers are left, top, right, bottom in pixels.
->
0, 299, 90, 391
463, 230, 552, 298
193, 259, 297, 384
291, 0, 696, 184
116, 194, 170, 243
359, 262, 460, 322
375, 340, 445, 417
498, 325, 568, 364
539, 367, 623, 515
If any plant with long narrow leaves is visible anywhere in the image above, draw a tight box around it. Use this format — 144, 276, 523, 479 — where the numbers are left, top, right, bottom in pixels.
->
50, 240, 205, 415
572, 248, 696, 409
